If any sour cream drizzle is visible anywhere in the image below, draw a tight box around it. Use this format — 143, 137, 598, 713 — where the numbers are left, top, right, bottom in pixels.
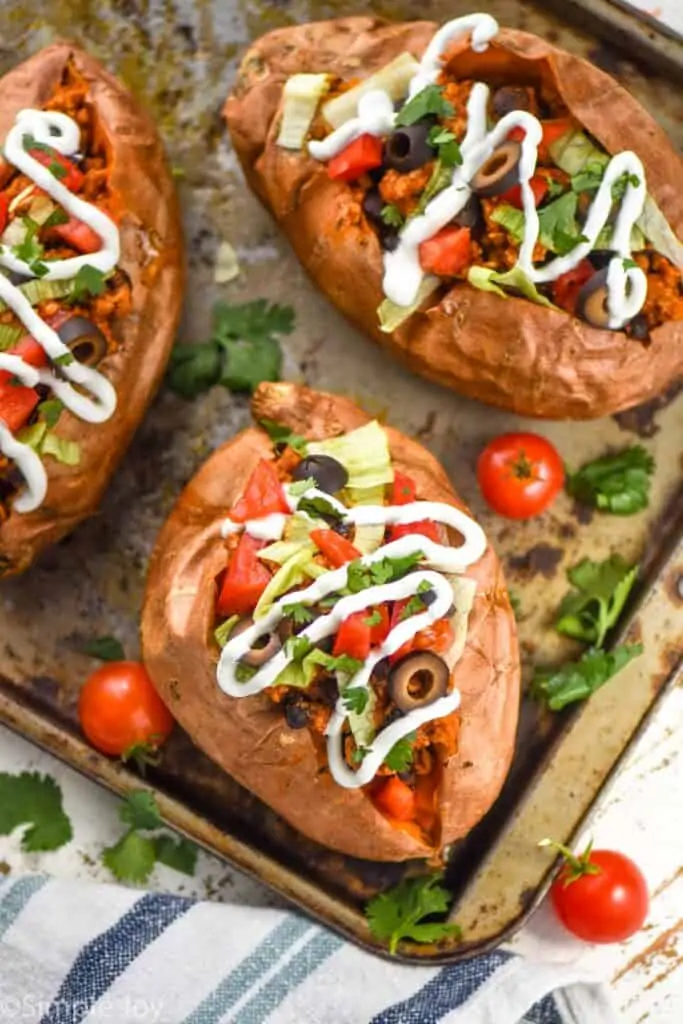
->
307, 13, 648, 330
217, 486, 487, 789
0, 109, 120, 513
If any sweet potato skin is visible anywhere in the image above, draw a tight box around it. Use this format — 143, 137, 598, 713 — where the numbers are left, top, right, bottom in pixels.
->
141, 383, 519, 862
225, 17, 683, 420
0, 44, 184, 576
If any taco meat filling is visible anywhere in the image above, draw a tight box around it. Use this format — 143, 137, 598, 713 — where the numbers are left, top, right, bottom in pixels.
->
212, 420, 480, 844
0, 63, 131, 522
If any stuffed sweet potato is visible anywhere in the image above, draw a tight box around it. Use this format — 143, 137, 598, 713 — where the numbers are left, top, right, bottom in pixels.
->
225, 14, 683, 420
141, 382, 519, 861
0, 44, 184, 577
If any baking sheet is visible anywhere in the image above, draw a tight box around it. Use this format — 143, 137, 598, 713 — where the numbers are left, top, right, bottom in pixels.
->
0, 0, 682, 961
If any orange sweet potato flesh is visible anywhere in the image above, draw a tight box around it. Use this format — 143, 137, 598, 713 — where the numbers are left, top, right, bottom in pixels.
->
0, 45, 184, 576
141, 383, 520, 862
224, 18, 683, 420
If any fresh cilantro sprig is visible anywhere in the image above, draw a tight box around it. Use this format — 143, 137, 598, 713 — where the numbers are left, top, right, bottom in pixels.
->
555, 556, 639, 648
381, 204, 404, 229
346, 552, 422, 593
281, 601, 315, 626
384, 732, 416, 772
167, 299, 295, 398
566, 446, 655, 515
365, 872, 461, 954
79, 635, 125, 661
69, 264, 106, 302
13, 216, 47, 275
395, 85, 454, 128
530, 644, 643, 712
364, 609, 383, 627
537, 193, 587, 256
259, 419, 308, 456
428, 126, 462, 167
298, 493, 343, 523
342, 686, 370, 715
37, 398, 64, 428
399, 580, 433, 621
612, 172, 640, 200
285, 635, 313, 661
0, 772, 73, 852
102, 790, 198, 885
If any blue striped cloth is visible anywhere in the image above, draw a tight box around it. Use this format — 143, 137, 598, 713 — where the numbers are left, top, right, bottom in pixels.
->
0, 875, 621, 1023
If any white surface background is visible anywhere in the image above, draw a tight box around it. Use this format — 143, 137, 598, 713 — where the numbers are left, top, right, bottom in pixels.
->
1, 1, 683, 1021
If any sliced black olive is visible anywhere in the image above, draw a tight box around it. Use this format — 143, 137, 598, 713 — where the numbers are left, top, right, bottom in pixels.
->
284, 698, 309, 730
292, 453, 348, 493
362, 188, 384, 228
232, 617, 282, 667
419, 587, 437, 607
625, 313, 650, 341
471, 141, 522, 198
384, 123, 435, 173
381, 229, 400, 253
575, 267, 612, 329
492, 86, 534, 118
388, 651, 449, 713
56, 316, 108, 367
453, 195, 484, 237
588, 249, 617, 271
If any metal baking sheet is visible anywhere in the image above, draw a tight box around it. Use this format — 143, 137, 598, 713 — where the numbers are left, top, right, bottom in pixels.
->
1, 0, 683, 963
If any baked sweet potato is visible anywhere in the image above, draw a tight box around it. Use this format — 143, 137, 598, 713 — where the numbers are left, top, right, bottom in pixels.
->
225, 16, 683, 420
0, 44, 184, 577
141, 382, 519, 861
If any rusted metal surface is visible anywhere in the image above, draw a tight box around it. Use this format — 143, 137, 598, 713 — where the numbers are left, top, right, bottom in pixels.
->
0, 0, 682, 964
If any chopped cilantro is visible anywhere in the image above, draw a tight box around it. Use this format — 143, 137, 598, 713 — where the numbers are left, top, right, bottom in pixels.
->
0, 771, 73, 851
555, 556, 639, 648
102, 790, 198, 885
347, 552, 423, 593
70, 264, 106, 302
366, 872, 461, 954
395, 85, 454, 127
54, 352, 75, 367
381, 204, 404, 228
79, 635, 125, 661
364, 609, 383, 627
342, 686, 370, 715
258, 419, 308, 455
530, 644, 643, 711
612, 172, 640, 200
384, 732, 416, 772
428, 125, 462, 167
285, 635, 314, 661
566, 445, 655, 515
298, 494, 343, 522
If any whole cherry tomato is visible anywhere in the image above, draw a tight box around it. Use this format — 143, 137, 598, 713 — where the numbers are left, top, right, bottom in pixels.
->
477, 432, 564, 519
79, 661, 174, 759
545, 840, 649, 944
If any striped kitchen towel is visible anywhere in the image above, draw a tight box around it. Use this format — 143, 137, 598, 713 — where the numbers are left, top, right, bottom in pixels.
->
0, 874, 621, 1024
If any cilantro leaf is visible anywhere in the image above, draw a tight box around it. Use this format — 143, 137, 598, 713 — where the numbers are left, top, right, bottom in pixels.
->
13, 217, 44, 267
342, 686, 370, 715
546, 178, 566, 198
537, 193, 586, 255
298, 494, 343, 522
399, 586, 432, 621
53, 352, 74, 367
37, 398, 64, 428
313, 651, 363, 677
566, 446, 655, 515
427, 126, 462, 167
70, 264, 106, 302
530, 644, 643, 711
381, 204, 404, 229
352, 745, 369, 764
258, 419, 308, 455
623, 257, 638, 271
281, 601, 315, 626
612, 172, 640, 201
0, 772, 73, 852
395, 86, 454, 128
553, 229, 589, 257
570, 160, 606, 194
80, 635, 125, 661
119, 790, 163, 831
555, 556, 639, 648
153, 835, 198, 876
285, 635, 314, 661
384, 732, 416, 772
365, 872, 461, 954
43, 207, 70, 229
364, 609, 383, 627
102, 830, 157, 884
167, 300, 295, 398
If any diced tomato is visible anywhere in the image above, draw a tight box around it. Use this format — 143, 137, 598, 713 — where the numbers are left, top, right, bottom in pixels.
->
0, 193, 8, 235
327, 134, 383, 183
367, 604, 391, 646
216, 533, 272, 617
310, 529, 361, 568
230, 460, 290, 523
418, 226, 471, 277
54, 217, 101, 254
500, 174, 548, 209
0, 336, 48, 383
390, 618, 455, 665
28, 146, 84, 192
389, 520, 441, 545
0, 382, 39, 432
391, 471, 416, 506
374, 776, 416, 821
540, 118, 574, 151
552, 259, 594, 313
333, 611, 372, 661
508, 126, 525, 143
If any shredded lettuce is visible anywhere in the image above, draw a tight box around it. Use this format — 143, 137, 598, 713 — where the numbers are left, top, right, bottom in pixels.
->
443, 576, 478, 671
284, 512, 317, 543
277, 73, 330, 149
254, 546, 325, 619
549, 128, 683, 268
467, 266, 557, 309
346, 686, 377, 747
258, 538, 315, 566
322, 53, 419, 130
347, 483, 386, 555
308, 421, 393, 493
0, 322, 25, 351
378, 274, 440, 333
215, 614, 240, 649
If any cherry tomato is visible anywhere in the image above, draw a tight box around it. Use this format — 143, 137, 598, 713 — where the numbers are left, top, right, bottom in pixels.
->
549, 842, 649, 944
477, 432, 564, 519
374, 776, 416, 821
79, 661, 174, 758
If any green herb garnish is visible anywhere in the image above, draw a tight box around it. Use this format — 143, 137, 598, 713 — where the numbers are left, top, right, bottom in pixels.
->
70, 264, 106, 302
347, 552, 422, 593
0, 771, 73, 852
80, 636, 125, 661
365, 872, 461, 954
530, 644, 643, 711
383, 732, 416, 772
342, 686, 370, 715
381, 204, 404, 228
259, 419, 308, 455
395, 85, 454, 127
428, 126, 462, 167
555, 556, 639, 648
566, 446, 655, 515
